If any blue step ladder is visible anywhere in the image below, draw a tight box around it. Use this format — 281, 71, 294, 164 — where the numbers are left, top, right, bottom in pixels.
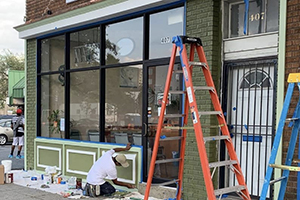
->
260, 73, 300, 200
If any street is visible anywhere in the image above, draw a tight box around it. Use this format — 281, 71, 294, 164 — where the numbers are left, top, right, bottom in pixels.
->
0, 143, 24, 170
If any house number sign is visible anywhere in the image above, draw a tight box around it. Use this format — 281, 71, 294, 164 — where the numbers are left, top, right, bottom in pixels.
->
161, 36, 171, 44
249, 12, 265, 22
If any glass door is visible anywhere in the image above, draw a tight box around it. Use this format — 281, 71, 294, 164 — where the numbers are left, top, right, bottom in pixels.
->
144, 63, 183, 183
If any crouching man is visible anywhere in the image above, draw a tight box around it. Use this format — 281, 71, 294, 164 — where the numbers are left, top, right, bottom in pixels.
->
84, 143, 135, 197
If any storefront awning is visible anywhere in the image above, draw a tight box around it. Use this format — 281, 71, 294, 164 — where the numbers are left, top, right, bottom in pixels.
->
12, 77, 25, 98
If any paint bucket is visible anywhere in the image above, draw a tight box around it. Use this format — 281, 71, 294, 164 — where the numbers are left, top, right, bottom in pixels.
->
5, 173, 13, 183
1, 160, 12, 173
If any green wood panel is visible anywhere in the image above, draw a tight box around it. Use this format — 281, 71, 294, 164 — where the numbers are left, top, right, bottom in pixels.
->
68, 152, 94, 172
38, 148, 60, 167
117, 160, 133, 180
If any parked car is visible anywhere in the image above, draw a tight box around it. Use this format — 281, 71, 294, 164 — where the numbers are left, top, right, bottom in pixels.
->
0, 119, 13, 145
0, 115, 15, 120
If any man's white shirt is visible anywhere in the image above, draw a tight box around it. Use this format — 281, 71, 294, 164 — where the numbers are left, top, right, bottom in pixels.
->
86, 149, 117, 185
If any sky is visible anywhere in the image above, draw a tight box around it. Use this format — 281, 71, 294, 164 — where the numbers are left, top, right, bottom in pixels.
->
0, 0, 26, 54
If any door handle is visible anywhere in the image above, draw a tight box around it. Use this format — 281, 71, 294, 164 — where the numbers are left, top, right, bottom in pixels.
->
143, 123, 148, 136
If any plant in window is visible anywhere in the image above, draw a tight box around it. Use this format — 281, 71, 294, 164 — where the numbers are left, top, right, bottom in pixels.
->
48, 109, 61, 135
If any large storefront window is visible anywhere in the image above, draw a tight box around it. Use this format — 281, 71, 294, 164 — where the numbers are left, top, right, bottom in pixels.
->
70, 27, 100, 69
149, 7, 184, 59
70, 70, 100, 141
105, 18, 143, 64
38, 6, 184, 143
41, 35, 65, 72
105, 65, 143, 144
41, 75, 65, 138
228, 0, 278, 38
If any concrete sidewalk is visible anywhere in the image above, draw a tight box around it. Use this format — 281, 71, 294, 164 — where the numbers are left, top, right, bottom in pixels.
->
0, 183, 67, 200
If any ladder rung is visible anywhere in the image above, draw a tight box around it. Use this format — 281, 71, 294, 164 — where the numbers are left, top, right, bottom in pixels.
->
160, 136, 182, 141
214, 185, 246, 196
169, 86, 215, 94
173, 70, 183, 74
189, 61, 207, 67
269, 176, 287, 185
209, 160, 238, 168
286, 118, 299, 121
155, 158, 181, 164
193, 86, 214, 91
151, 179, 179, 186
293, 159, 300, 164
164, 114, 185, 118
169, 90, 185, 94
163, 126, 194, 130
199, 111, 222, 116
202, 124, 225, 129
269, 164, 300, 171
204, 135, 229, 142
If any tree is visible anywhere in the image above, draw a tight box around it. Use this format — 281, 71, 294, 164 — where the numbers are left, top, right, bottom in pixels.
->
0, 50, 25, 108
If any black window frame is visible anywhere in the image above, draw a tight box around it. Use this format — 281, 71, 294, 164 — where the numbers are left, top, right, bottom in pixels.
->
36, 3, 185, 140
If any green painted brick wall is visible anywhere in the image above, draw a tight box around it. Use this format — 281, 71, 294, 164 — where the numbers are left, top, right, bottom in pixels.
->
26, 39, 37, 170
184, 0, 222, 199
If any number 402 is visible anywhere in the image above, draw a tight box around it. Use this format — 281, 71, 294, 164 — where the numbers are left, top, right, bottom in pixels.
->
249, 12, 265, 21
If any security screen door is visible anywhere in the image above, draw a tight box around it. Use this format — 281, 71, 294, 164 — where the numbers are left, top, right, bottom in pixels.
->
224, 60, 276, 197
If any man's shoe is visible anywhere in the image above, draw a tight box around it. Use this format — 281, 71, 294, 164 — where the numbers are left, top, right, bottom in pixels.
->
8, 155, 13, 158
16, 155, 24, 159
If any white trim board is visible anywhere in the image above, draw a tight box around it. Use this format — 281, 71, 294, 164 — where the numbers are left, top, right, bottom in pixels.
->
37, 146, 62, 171
66, 149, 96, 175
18, 0, 180, 39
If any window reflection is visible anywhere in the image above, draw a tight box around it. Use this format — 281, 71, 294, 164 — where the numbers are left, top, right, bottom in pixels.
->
41, 75, 65, 139
150, 7, 184, 59
229, 0, 278, 38
70, 27, 100, 69
70, 70, 100, 141
105, 65, 143, 145
147, 64, 182, 179
41, 35, 65, 72
106, 18, 143, 64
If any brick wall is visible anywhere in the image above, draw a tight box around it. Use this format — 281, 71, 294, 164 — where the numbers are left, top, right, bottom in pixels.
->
284, 0, 300, 199
184, 0, 222, 199
25, 39, 37, 170
26, 0, 103, 24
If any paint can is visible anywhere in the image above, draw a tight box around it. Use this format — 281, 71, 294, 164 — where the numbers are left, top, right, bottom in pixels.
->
76, 178, 82, 189
5, 173, 13, 183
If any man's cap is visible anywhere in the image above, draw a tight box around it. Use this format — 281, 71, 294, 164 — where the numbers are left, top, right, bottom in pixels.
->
115, 154, 129, 168
16, 109, 22, 114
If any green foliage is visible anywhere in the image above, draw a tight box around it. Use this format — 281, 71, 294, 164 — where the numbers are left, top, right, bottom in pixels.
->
0, 50, 25, 108
48, 109, 61, 134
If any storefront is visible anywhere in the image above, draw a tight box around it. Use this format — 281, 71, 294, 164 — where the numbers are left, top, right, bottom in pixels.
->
16, 0, 284, 198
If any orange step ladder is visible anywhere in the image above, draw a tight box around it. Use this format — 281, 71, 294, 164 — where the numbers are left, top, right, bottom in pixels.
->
144, 36, 250, 200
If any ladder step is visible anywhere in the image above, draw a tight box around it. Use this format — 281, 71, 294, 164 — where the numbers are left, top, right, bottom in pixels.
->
193, 86, 215, 91
163, 126, 194, 130
169, 90, 185, 94
164, 114, 185, 118
160, 136, 182, 141
189, 61, 207, 68
286, 118, 299, 121
204, 135, 229, 142
151, 179, 179, 186
214, 185, 246, 196
199, 111, 222, 116
155, 158, 181, 164
209, 160, 238, 168
269, 164, 300, 171
173, 70, 183, 74
169, 86, 215, 94
270, 176, 287, 185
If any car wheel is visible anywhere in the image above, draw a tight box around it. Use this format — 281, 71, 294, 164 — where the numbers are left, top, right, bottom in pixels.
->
0, 134, 7, 145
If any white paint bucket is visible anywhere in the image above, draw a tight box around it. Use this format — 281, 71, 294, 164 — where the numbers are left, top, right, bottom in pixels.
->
1, 160, 12, 173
